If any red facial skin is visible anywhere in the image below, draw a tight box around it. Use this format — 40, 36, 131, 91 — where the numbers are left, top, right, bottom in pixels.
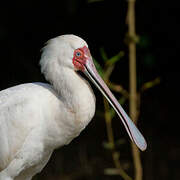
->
73, 46, 91, 71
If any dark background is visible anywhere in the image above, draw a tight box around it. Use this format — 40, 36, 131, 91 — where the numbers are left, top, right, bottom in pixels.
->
0, 0, 180, 179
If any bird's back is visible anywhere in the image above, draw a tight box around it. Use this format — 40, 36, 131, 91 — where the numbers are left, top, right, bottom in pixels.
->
0, 82, 60, 170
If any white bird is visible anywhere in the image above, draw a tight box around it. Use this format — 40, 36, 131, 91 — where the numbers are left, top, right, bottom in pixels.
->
0, 35, 147, 180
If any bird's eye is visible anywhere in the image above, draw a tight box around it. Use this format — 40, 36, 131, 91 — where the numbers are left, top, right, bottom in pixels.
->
76, 52, 81, 57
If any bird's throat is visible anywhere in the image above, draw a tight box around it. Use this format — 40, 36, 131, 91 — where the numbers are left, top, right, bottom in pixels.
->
50, 67, 96, 124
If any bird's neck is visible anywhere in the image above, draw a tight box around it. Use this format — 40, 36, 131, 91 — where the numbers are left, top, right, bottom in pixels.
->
46, 64, 96, 124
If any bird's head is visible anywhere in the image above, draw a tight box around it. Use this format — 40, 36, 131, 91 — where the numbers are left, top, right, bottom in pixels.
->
40, 34, 90, 72
40, 34, 147, 151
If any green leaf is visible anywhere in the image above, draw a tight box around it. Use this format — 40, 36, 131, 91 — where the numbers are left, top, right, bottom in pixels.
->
104, 65, 115, 80
102, 141, 114, 150
93, 57, 105, 77
106, 51, 124, 66
141, 77, 160, 91
124, 33, 140, 44
100, 47, 108, 62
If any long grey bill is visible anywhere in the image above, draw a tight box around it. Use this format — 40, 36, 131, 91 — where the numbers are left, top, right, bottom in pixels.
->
84, 58, 147, 151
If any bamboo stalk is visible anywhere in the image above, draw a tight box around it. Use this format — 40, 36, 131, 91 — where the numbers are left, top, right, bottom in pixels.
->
127, 0, 143, 180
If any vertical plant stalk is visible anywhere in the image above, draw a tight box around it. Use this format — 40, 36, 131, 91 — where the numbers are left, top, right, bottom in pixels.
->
103, 97, 132, 180
127, 0, 143, 180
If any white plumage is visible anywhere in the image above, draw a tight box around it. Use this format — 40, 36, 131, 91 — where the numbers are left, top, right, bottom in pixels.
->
0, 35, 146, 180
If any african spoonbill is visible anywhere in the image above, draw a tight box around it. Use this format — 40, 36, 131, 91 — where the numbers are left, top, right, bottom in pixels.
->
0, 35, 147, 180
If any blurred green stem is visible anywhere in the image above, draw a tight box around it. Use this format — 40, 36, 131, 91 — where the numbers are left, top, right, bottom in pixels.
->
103, 98, 115, 147
103, 79, 132, 180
